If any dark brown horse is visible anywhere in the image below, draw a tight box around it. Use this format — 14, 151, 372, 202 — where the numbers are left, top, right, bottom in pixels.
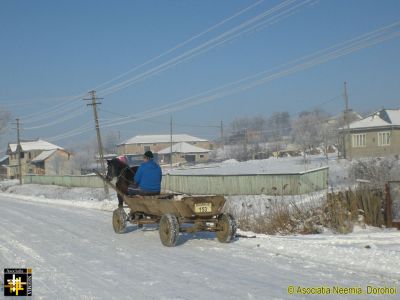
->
106, 158, 138, 207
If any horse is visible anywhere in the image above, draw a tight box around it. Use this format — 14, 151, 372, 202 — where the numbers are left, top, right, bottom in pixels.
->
106, 157, 138, 207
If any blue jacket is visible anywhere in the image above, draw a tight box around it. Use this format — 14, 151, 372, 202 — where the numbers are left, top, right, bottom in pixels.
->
134, 160, 162, 192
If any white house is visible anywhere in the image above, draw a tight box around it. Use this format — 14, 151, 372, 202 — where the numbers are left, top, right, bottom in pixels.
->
158, 142, 210, 164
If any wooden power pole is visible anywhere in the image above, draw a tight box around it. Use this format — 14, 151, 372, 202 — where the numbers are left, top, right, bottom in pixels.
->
14, 118, 22, 185
220, 120, 224, 150
170, 116, 173, 168
343, 81, 351, 160
84, 90, 109, 196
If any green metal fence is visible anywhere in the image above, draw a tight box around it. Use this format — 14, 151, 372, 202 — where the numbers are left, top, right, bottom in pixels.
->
162, 167, 328, 195
23, 166, 328, 195
23, 174, 105, 188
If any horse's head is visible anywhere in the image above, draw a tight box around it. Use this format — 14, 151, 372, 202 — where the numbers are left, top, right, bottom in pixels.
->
106, 158, 126, 181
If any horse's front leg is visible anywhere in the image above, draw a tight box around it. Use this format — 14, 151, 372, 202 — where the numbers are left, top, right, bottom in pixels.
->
116, 180, 126, 208
117, 194, 124, 208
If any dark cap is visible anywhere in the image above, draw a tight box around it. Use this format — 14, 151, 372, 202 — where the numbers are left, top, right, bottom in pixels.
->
144, 150, 154, 159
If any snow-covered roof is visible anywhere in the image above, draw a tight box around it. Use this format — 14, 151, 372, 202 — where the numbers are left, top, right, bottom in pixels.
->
8, 139, 63, 153
330, 110, 362, 122
343, 109, 400, 130
158, 142, 210, 154
0, 156, 9, 164
167, 156, 330, 175
31, 149, 58, 163
120, 134, 207, 145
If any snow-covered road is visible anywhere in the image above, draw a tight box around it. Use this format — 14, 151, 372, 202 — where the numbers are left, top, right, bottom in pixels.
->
0, 194, 399, 300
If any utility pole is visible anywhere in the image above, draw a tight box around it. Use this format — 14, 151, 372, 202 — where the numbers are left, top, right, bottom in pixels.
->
170, 116, 173, 168
244, 128, 248, 158
220, 120, 224, 150
84, 90, 109, 196
343, 81, 351, 160
13, 118, 22, 185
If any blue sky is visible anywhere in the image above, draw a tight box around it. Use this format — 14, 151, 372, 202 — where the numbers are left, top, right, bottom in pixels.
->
0, 0, 399, 149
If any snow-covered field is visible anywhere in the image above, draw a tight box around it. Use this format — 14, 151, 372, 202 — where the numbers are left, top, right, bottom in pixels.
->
0, 156, 399, 299
1, 186, 400, 299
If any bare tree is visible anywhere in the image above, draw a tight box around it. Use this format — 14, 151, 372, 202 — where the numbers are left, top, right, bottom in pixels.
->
70, 139, 97, 174
103, 131, 119, 154
349, 157, 400, 189
266, 112, 291, 142
291, 109, 330, 164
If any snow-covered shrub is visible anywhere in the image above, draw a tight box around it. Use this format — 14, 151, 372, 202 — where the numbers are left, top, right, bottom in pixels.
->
349, 157, 400, 189
224, 194, 326, 235
324, 188, 384, 232
225, 186, 385, 235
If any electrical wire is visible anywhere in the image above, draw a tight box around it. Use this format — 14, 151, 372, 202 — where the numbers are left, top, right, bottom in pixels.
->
97, 0, 308, 96
40, 20, 400, 141
97, 21, 400, 128
14, 1, 266, 125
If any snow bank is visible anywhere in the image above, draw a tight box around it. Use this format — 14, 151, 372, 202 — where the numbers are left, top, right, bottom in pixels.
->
0, 180, 118, 211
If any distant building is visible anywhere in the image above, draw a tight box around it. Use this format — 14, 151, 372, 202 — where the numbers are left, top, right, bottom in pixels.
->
158, 142, 210, 164
117, 134, 210, 155
30, 149, 78, 175
339, 109, 400, 159
327, 109, 363, 126
6, 139, 77, 178
0, 156, 9, 179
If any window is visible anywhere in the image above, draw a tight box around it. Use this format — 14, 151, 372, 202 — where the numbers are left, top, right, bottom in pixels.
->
378, 132, 391, 146
20, 152, 24, 159
200, 154, 204, 158
352, 134, 366, 148
144, 146, 150, 152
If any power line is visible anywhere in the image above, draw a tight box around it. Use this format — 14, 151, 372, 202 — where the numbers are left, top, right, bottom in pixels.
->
23, 108, 88, 130
97, 0, 310, 97
13, 1, 266, 125
9, 0, 312, 132
20, 93, 85, 121
97, 21, 400, 129
92, 0, 265, 92
39, 20, 400, 142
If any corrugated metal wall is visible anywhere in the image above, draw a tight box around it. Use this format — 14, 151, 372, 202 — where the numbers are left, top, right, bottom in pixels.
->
162, 167, 328, 195
23, 175, 105, 188
23, 167, 328, 195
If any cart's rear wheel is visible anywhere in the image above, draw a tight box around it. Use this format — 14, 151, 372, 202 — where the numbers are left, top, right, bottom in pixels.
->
113, 208, 127, 234
216, 213, 237, 243
159, 214, 179, 247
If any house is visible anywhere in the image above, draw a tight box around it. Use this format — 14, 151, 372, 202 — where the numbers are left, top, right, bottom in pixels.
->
6, 139, 77, 178
0, 156, 9, 179
117, 134, 211, 155
158, 142, 210, 164
30, 149, 78, 175
339, 108, 400, 159
327, 109, 363, 127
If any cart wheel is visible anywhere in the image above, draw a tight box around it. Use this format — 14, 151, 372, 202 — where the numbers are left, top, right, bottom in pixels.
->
112, 208, 127, 234
159, 214, 179, 247
216, 213, 237, 243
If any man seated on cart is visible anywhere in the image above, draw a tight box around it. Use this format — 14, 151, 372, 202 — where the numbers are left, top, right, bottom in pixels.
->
129, 151, 162, 196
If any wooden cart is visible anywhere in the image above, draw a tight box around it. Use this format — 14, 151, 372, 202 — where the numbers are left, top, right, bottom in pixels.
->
97, 173, 236, 247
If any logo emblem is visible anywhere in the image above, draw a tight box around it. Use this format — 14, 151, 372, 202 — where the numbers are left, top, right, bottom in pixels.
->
3, 268, 32, 297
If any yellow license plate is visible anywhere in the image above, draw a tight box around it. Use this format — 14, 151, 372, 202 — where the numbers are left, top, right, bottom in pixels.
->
194, 203, 212, 213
